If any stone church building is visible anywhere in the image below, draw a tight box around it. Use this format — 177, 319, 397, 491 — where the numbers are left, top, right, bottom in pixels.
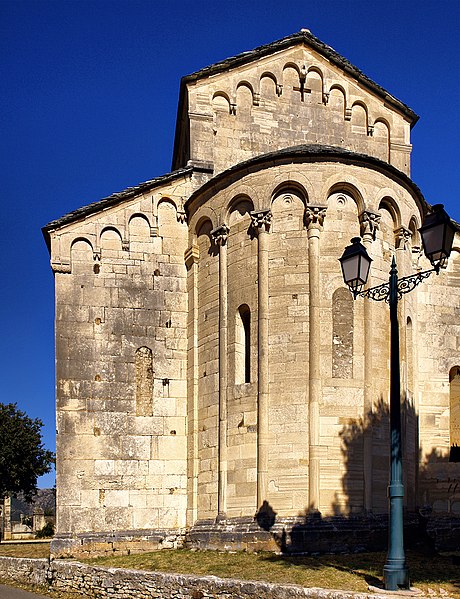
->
43, 31, 460, 556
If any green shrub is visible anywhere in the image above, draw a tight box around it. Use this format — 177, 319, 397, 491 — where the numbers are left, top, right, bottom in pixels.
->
35, 522, 54, 538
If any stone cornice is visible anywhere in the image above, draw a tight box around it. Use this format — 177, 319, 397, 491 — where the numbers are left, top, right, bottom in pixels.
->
186, 144, 437, 223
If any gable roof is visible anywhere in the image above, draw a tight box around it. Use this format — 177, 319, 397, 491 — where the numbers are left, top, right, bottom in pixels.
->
42, 166, 193, 250
172, 30, 419, 170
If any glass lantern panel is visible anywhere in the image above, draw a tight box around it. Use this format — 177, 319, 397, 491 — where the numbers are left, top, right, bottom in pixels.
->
359, 255, 371, 283
421, 223, 444, 258
341, 258, 359, 286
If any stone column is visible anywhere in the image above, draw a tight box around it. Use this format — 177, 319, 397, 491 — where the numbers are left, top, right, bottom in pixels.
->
250, 209, 272, 508
185, 243, 200, 526
305, 205, 327, 512
211, 224, 230, 518
359, 210, 381, 512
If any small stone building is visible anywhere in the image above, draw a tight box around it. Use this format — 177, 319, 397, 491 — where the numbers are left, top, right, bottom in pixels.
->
43, 31, 460, 557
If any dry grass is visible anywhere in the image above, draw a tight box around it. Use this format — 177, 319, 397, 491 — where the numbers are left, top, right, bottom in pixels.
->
85, 549, 460, 597
0, 541, 459, 597
0, 541, 50, 559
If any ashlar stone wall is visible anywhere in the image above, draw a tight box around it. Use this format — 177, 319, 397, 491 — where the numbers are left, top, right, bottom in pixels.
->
48, 173, 195, 551
184, 44, 412, 176
185, 157, 456, 522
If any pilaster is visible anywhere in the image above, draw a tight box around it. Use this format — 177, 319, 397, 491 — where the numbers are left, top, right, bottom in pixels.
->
185, 243, 200, 526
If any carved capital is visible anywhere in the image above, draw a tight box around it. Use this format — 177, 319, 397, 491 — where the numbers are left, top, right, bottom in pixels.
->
122, 240, 129, 251
359, 210, 381, 241
395, 226, 412, 249
93, 250, 101, 262
211, 224, 230, 247
304, 205, 327, 229
345, 107, 352, 121
250, 209, 272, 233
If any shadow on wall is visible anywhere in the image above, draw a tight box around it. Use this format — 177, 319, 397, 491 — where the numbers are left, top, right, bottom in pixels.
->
254, 397, 460, 554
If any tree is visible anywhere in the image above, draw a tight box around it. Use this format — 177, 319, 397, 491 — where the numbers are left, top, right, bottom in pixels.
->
0, 403, 54, 501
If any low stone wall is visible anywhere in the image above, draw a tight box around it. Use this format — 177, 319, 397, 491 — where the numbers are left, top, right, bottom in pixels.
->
0, 556, 384, 599
51, 528, 186, 559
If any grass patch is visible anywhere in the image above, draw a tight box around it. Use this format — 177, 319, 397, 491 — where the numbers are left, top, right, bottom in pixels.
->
84, 549, 460, 597
0, 541, 50, 559
1, 542, 458, 597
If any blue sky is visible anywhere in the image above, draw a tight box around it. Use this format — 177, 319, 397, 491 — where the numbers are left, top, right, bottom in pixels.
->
1, 0, 459, 488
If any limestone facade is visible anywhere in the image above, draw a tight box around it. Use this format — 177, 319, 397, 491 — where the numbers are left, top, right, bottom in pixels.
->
43, 31, 460, 557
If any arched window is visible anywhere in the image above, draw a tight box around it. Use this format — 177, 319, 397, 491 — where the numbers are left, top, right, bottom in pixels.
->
450, 367, 460, 461
136, 347, 153, 416
235, 305, 251, 384
332, 288, 353, 378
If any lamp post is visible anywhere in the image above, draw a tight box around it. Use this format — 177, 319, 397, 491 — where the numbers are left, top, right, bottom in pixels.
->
339, 204, 456, 591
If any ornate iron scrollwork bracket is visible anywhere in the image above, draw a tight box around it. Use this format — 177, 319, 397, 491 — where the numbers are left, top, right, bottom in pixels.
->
354, 265, 439, 302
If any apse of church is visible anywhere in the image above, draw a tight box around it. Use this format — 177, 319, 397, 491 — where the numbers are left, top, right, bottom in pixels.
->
44, 30, 460, 557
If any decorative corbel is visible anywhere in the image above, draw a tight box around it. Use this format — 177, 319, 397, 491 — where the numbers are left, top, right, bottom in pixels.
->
176, 197, 187, 224
300, 65, 307, 85
150, 214, 159, 237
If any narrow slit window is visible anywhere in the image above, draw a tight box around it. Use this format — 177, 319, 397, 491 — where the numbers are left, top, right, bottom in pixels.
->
136, 346, 153, 416
332, 288, 353, 378
236, 304, 251, 384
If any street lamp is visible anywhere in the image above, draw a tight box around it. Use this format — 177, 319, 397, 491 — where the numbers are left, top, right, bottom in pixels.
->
339, 204, 456, 591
